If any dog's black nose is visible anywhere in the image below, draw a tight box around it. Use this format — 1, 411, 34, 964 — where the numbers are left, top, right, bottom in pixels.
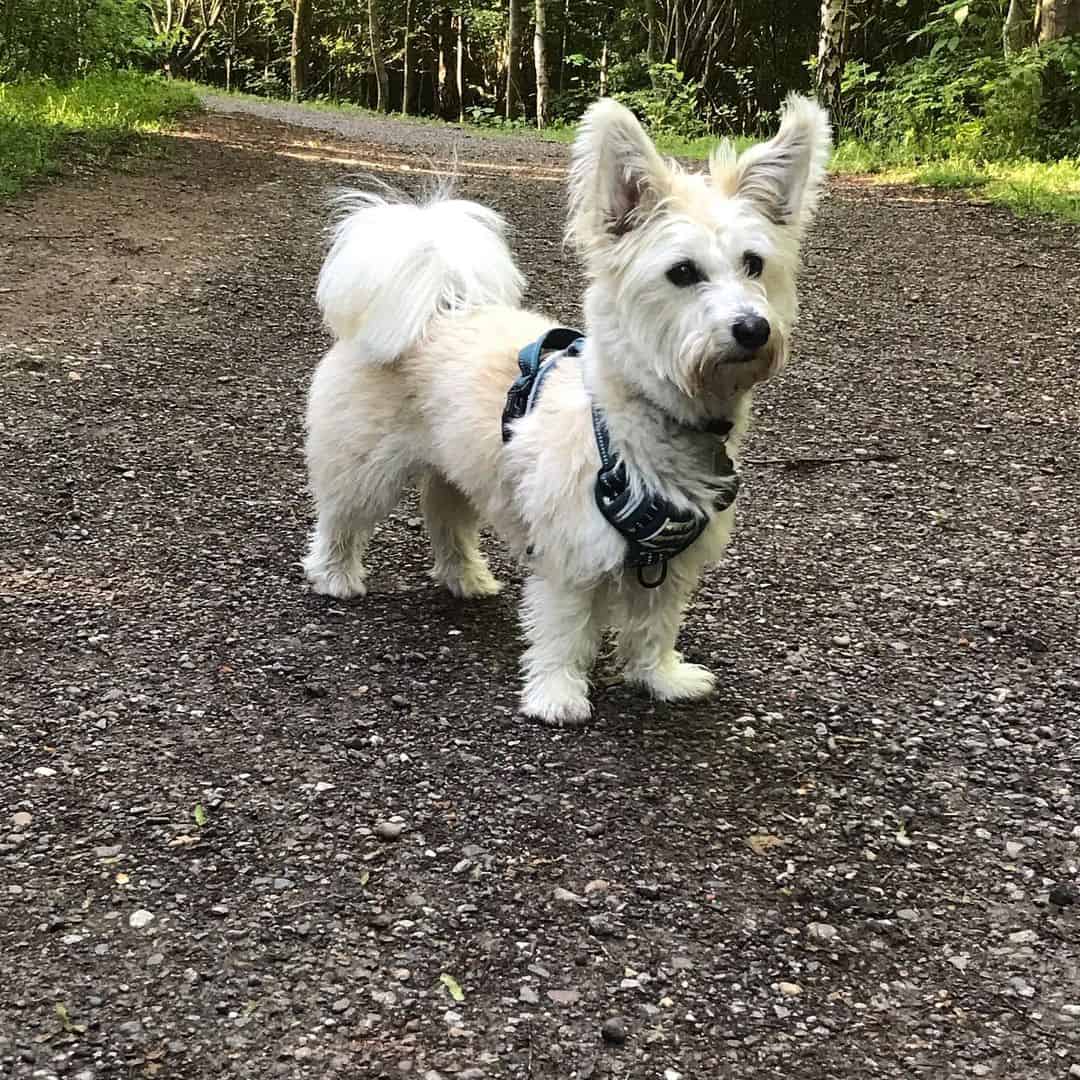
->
732, 315, 771, 351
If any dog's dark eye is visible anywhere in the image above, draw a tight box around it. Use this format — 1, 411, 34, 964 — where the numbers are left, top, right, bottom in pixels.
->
743, 252, 764, 278
666, 261, 705, 288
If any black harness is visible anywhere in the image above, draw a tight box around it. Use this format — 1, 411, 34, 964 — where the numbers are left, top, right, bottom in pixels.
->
502, 328, 740, 588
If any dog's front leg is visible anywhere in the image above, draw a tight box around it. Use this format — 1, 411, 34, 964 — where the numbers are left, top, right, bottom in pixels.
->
618, 562, 716, 703
519, 575, 601, 727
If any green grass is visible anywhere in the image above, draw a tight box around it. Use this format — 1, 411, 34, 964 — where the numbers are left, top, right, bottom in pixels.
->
833, 137, 1080, 223
0, 71, 200, 197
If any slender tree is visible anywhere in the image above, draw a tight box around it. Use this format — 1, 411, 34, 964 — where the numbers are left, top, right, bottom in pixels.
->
533, 0, 548, 127
1033, 0, 1080, 41
506, 0, 523, 120
437, 6, 459, 118
289, 0, 311, 101
1003, 0, 1029, 55
402, 0, 414, 113
816, 0, 845, 118
369, 0, 390, 112
456, 10, 466, 122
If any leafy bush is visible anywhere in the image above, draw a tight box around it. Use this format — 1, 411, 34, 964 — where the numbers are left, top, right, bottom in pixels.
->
613, 63, 708, 139
843, 37, 1080, 163
0, 0, 153, 80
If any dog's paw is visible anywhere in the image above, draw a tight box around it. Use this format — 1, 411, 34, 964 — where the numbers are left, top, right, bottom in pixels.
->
627, 659, 716, 703
519, 675, 592, 728
304, 561, 368, 600
431, 561, 502, 600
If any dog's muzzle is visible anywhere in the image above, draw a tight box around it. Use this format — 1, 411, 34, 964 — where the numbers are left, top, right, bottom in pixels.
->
726, 315, 771, 362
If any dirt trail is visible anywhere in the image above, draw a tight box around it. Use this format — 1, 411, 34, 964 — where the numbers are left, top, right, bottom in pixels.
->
1, 101, 1078, 1080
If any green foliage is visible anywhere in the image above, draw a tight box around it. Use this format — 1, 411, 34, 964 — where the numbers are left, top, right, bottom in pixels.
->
843, 38, 1080, 163
0, 0, 153, 80
613, 63, 708, 140
0, 71, 198, 196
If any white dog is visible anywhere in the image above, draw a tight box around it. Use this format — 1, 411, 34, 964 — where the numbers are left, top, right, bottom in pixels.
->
303, 95, 831, 726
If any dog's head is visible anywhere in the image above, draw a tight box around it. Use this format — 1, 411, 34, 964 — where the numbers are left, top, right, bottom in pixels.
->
567, 95, 831, 416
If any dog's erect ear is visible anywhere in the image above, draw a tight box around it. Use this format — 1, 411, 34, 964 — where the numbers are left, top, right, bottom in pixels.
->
716, 94, 832, 228
567, 99, 670, 251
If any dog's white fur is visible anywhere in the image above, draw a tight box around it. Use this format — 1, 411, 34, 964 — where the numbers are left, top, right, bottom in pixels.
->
303, 95, 831, 726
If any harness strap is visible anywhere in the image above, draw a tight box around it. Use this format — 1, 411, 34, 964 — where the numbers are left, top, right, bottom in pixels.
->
503, 329, 740, 588
501, 327, 584, 443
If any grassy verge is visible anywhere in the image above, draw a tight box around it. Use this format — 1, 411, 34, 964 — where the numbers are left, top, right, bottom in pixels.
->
0, 71, 200, 197
833, 138, 1080, 223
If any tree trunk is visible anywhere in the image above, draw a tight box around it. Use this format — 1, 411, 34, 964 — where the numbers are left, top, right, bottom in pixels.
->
289, 0, 310, 101
369, 0, 390, 112
598, 35, 608, 97
506, 0, 523, 120
456, 13, 466, 122
1003, 0, 1029, 56
437, 7, 460, 119
816, 0, 845, 119
402, 0, 413, 113
558, 0, 569, 93
646, 0, 659, 67
533, 0, 548, 127
1034, 0, 1080, 41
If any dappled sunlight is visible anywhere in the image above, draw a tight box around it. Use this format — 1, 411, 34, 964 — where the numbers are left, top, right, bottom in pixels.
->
168, 125, 566, 183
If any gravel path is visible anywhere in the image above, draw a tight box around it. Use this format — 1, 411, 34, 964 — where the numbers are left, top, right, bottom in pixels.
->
1, 98, 1078, 1080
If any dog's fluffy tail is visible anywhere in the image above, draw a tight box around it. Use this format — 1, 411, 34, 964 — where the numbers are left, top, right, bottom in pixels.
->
316, 188, 525, 364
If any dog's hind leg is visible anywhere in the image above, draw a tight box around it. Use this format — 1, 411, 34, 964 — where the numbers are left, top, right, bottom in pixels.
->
617, 562, 716, 703
420, 471, 501, 599
303, 434, 414, 600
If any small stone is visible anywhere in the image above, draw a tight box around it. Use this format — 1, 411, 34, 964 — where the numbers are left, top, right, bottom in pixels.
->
601, 1017, 626, 1045
12, 812, 31, 829
547, 989, 581, 1005
584, 880, 610, 895
1068, 1065, 1080, 1078
972, 1067, 990, 1077
588, 915, 618, 938
1060, 1004, 1080, 1018
778, 982, 802, 997
1008, 929, 1037, 945
831, 634, 851, 647
129, 909, 154, 929
807, 922, 838, 946
1005, 841, 1024, 859
272, 878, 295, 891
34, 767, 56, 777
552, 887, 585, 904
519, 986, 539, 1005
331, 997, 350, 1013
896, 908, 919, 922
664, 1070, 683, 1080
390, 695, 409, 709
375, 821, 404, 842
1049, 883, 1076, 907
